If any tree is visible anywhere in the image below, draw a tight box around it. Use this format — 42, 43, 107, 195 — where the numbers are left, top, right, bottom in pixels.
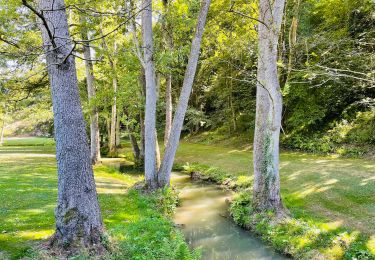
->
142, 0, 158, 188
101, 34, 118, 157
80, 16, 101, 164
252, 0, 286, 215
158, 0, 211, 187
161, 0, 173, 147
29, 0, 104, 249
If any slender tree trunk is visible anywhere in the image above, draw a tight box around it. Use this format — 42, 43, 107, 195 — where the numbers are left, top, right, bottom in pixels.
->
109, 74, 117, 155
142, 0, 158, 189
37, 0, 103, 248
164, 74, 172, 146
80, 16, 101, 165
139, 111, 145, 162
116, 112, 121, 147
0, 120, 4, 146
106, 115, 111, 145
252, 0, 286, 215
158, 0, 211, 187
102, 39, 118, 157
127, 123, 141, 160
286, 0, 301, 81
155, 131, 161, 169
162, 0, 173, 146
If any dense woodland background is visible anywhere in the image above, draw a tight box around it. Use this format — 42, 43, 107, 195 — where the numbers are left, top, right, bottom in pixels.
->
1, 0, 374, 157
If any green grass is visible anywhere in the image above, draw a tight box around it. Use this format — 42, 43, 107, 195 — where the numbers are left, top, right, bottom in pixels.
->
0, 140, 198, 259
173, 142, 375, 259
174, 142, 375, 236
2, 137, 55, 146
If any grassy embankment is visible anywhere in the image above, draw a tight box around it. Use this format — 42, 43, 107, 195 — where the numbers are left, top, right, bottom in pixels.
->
172, 141, 375, 259
0, 138, 199, 259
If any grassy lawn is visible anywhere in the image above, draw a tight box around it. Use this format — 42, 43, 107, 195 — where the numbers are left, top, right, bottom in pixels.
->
0, 138, 197, 259
174, 142, 375, 235
173, 142, 375, 257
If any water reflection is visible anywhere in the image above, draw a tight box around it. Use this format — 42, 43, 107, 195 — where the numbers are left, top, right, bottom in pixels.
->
171, 173, 287, 260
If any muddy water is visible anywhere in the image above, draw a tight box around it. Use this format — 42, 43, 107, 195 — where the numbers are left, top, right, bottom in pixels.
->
171, 173, 286, 260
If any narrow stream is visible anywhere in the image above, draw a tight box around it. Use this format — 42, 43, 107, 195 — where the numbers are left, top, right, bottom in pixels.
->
171, 173, 286, 260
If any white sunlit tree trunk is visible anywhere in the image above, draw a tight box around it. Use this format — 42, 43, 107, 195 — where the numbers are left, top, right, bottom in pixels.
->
32, 0, 104, 248
142, 0, 158, 188
80, 16, 101, 164
252, 0, 287, 215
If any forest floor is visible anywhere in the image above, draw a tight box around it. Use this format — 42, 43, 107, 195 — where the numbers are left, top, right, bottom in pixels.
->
0, 138, 197, 259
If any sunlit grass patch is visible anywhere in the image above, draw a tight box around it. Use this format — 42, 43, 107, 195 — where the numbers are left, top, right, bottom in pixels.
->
0, 141, 197, 259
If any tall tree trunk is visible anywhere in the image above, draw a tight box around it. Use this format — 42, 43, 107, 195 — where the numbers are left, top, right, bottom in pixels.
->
164, 74, 172, 146
155, 130, 161, 169
162, 0, 173, 146
142, 0, 158, 189
36, 0, 103, 248
139, 69, 146, 163
109, 74, 117, 155
252, 0, 286, 215
158, 0, 211, 187
286, 0, 301, 81
80, 16, 101, 165
102, 38, 118, 157
116, 112, 121, 147
0, 119, 4, 146
127, 123, 141, 161
139, 111, 145, 162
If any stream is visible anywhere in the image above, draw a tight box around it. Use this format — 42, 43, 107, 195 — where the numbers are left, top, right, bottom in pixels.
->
171, 172, 286, 260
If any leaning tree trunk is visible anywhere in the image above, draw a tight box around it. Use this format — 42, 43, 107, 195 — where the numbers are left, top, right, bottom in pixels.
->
158, 0, 211, 187
142, 0, 158, 189
252, 0, 286, 215
80, 16, 101, 164
36, 0, 103, 248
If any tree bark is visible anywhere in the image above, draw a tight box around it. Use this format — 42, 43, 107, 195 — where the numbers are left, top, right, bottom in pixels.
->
162, 0, 173, 147
80, 16, 101, 165
252, 0, 286, 215
142, 0, 158, 188
158, 0, 211, 187
286, 0, 301, 81
109, 73, 118, 156
0, 119, 4, 146
37, 0, 103, 248
164, 74, 172, 146
116, 112, 121, 147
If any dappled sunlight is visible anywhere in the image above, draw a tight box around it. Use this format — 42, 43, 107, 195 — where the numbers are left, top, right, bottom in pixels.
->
322, 231, 359, 259
96, 181, 127, 194
367, 235, 375, 254
17, 229, 54, 240
320, 220, 344, 231
360, 176, 375, 186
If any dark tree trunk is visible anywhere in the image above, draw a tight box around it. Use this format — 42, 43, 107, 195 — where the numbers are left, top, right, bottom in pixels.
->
37, 0, 103, 249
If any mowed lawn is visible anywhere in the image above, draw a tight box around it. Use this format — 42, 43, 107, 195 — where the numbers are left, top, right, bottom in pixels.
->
174, 142, 375, 243
1, 138, 375, 257
0, 138, 146, 259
